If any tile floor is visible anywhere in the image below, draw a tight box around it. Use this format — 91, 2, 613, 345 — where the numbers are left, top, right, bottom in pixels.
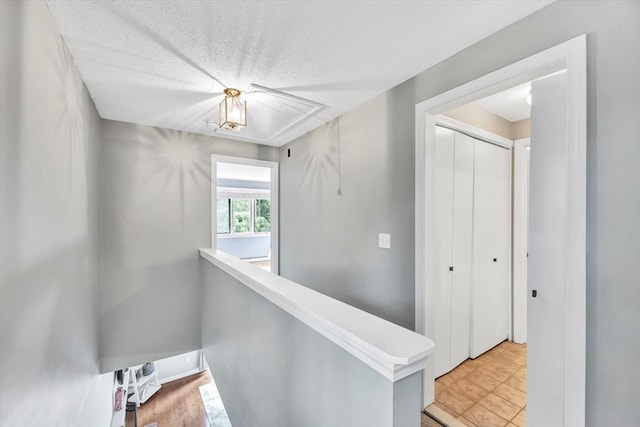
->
432, 340, 527, 427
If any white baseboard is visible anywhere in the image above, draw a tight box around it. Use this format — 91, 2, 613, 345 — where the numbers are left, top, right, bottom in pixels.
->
159, 368, 206, 385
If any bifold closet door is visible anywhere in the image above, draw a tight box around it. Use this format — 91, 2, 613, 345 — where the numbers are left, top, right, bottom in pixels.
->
449, 132, 474, 369
433, 127, 474, 378
433, 126, 455, 378
470, 139, 511, 358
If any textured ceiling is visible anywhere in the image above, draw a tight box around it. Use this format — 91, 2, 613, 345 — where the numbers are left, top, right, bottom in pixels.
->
46, 1, 552, 146
474, 82, 532, 122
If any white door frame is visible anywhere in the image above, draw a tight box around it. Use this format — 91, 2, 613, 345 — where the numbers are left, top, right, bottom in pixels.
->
513, 137, 531, 344
415, 34, 586, 426
211, 155, 279, 275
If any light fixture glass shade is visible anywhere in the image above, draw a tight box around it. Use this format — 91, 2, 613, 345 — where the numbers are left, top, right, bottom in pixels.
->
219, 88, 246, 131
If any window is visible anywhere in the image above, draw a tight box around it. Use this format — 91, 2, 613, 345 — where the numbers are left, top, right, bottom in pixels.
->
217, 197, 271, 234
232, 199, 251, 233
254, 199, 271, 232
217, 198, 230, 234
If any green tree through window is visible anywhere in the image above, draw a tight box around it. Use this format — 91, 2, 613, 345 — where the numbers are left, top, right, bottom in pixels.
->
217, 197, 271, 234
232, 199, 251, 233
254, 199, 271, 232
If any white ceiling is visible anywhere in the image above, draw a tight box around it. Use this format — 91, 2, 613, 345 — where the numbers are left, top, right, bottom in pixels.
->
474, 82, 532, 122
46, 1, 552, 146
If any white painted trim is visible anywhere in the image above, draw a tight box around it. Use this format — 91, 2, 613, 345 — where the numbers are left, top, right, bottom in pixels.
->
217, 232, 271, 240
563, 34, 587, 427
513, 138, 530, 344
200, 248, 435, 382
270, 162, 279, 275
211, 155, 279, 275
415, 34, 586, 426
435, 115, 514, 149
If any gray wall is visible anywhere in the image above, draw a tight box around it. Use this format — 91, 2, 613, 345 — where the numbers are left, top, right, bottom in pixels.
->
280, 1, 640, 424
100, 120, 278, 372
281, 96, 416, 329
0, 1, 112, 425
201, 260, 421, 427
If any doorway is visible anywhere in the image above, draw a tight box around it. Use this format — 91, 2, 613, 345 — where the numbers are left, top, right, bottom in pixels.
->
415, 35, 586, 426
426, 88, 529, 425
211, 155, 279, 274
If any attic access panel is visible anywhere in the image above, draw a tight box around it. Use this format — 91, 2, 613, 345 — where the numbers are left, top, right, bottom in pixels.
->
208, 84, 323, 145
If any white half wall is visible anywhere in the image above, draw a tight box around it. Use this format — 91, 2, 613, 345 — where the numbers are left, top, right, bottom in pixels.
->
200, 256, 425, 427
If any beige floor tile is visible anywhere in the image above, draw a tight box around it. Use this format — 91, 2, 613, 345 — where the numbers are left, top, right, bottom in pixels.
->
478, 393, 521, 420
478, 353, 504, 366
507, 345, 525, 354
512, 355, 527, 365
450, 377, 490, 402
463, 357, 487, 370
479, 365, 513, 382
458, 416, 479, 427
511, 409, 526, 427
504, 374, 527, 393
436, 341, 527, 426
499, 341, 526, 351
462, 404, 509, 427
436, 370, 463, 388
465, 370, 502, 391
435, 381, 447, 398
493, 383, 527, 408
452, 362, 475, 378
488, 346, 506, 356
514, 366, 527, 379
435, 388, 474, 416
491, 357, 522, 373
507, 424, 519, 427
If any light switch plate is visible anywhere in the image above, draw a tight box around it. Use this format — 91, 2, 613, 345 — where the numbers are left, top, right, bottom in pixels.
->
378, 233, 391, 249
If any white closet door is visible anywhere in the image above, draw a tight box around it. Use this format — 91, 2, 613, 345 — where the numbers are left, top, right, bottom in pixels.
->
433, 126, 455, 378
470, 138, 511, 358
449, 132, 475, 368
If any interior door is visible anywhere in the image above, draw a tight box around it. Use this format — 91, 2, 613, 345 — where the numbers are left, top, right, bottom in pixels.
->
470, 138, 511, 358
527, 72, 568, 427
433, 126, 455, 378
449, 132, 474, 368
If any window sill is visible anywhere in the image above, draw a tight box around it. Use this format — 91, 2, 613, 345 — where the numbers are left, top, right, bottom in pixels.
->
217, 233, 271, 239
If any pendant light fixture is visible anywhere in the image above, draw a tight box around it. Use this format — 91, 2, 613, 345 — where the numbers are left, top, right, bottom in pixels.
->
219, 88, 247, 131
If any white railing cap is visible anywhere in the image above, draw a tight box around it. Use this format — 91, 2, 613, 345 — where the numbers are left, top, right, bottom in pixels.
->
200, 248, 435, 382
